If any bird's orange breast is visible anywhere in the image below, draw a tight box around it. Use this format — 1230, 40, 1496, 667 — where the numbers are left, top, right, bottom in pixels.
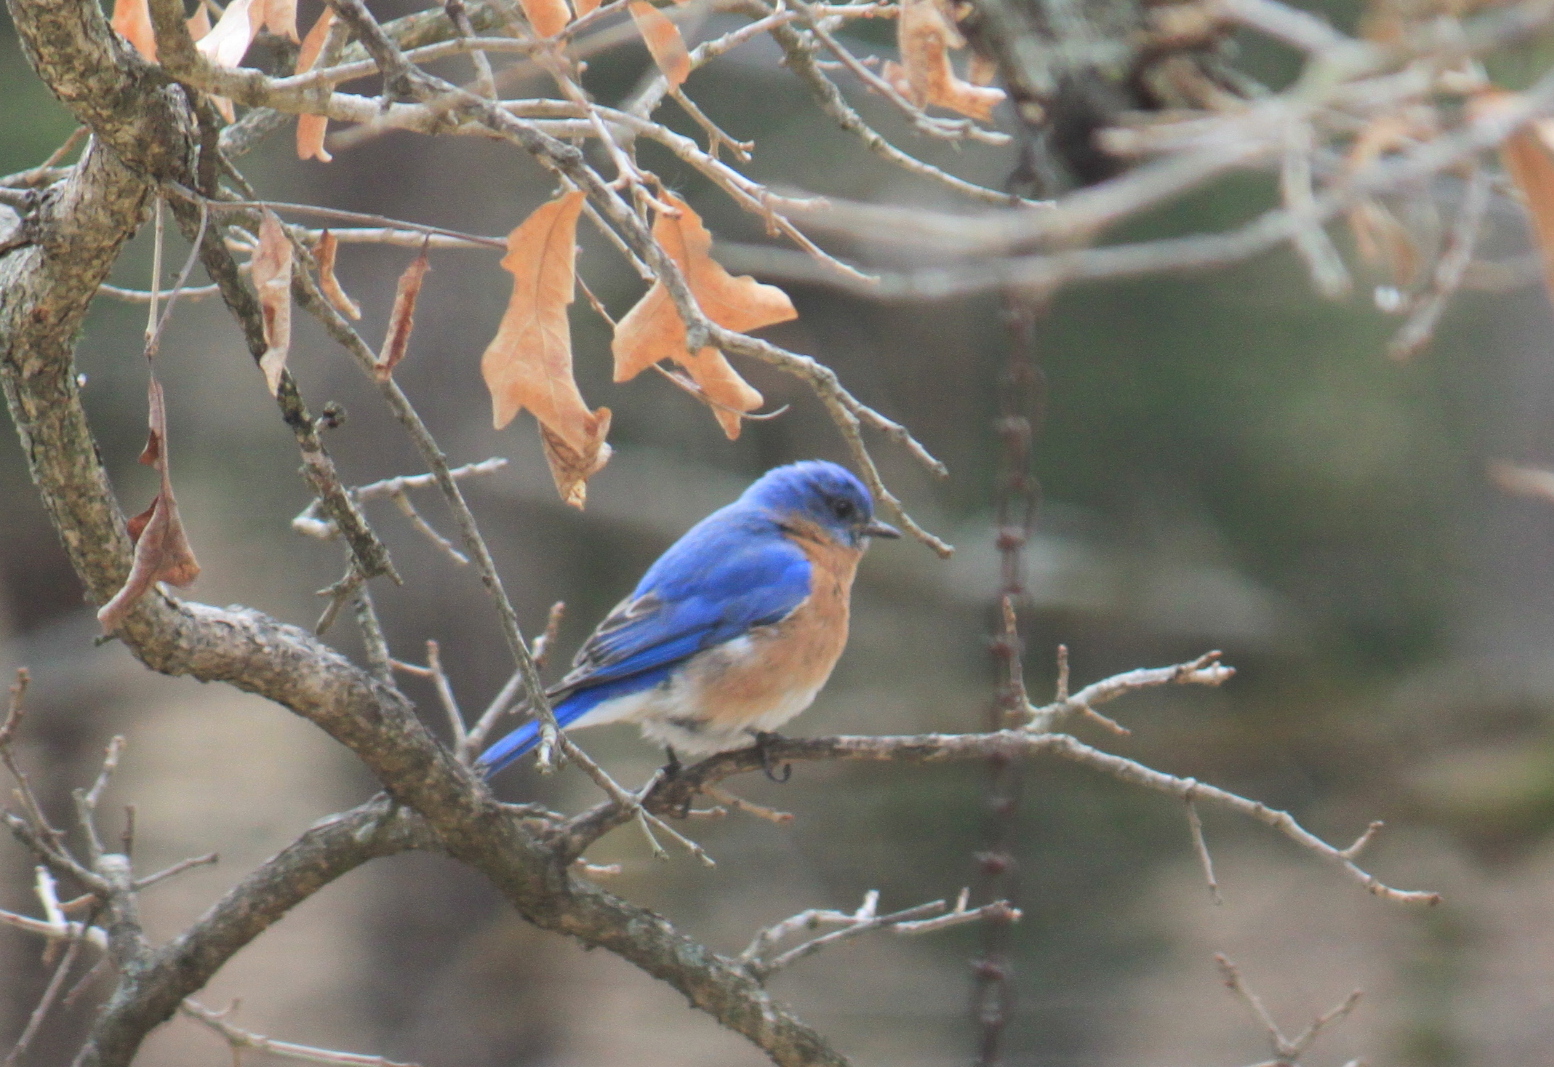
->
690, 519, 862, 731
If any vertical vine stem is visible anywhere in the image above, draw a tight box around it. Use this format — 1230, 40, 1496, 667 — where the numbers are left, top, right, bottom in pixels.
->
971, 291, 1045, 1065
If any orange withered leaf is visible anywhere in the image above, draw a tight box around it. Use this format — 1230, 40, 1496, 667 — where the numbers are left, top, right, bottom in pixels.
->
111, 0, 158, 61
540, 412, 612, 509
98, 375, 201, 632
296, 7, 335, 160
187, 3, 212, 41
629, 1, 690, 88
520, 0, 572, 37
266, 0, 300, 42
1487, 93, 1554, 307
252, 210, 293, 396
611, 194, 795, 439
574, 0, 601, 15
480, 191, 612, 506
198, 0, 260, 67
891, 0, 1004, 122
376, 245, 430, 379
314, 230, 361, 319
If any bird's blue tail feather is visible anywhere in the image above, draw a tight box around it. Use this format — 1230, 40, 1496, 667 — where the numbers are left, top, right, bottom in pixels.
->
476, 667, 676, 778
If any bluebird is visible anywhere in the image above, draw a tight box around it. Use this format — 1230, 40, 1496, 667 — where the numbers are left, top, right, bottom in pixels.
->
477, 460, 900, 777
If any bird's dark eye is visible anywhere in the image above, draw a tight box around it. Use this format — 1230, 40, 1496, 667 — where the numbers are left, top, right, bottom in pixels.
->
832, 497, 857, 521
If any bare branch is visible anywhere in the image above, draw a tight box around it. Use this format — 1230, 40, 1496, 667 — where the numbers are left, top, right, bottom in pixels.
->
180, 999, 420, 1067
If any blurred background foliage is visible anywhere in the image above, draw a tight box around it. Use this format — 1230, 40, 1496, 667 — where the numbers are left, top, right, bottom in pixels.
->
7, 0, 1554, 1064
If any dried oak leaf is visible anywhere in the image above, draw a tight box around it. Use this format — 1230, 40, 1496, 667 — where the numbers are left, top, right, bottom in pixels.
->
521, 0, 573, 37
1476, 90, 1554, 307
296, 8, 336, 161
98, 375, 201, 633
480, 191, 612, 506
110, 0, 158, 61
889, 0, 1005, 123
267, 0, 299, 42
314, 230, 361, 319
611, 194, 795, 439
377, 245, 430, 379
629, 1, 690, 88
252, 209, 293, 396
540, 412, 612, 508
198, 0, 260, 67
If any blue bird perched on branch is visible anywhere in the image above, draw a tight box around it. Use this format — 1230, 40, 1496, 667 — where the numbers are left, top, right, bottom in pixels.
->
477, 460, 900, 777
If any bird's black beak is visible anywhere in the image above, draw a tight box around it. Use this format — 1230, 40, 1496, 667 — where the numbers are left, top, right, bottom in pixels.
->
862, 518, 901, 539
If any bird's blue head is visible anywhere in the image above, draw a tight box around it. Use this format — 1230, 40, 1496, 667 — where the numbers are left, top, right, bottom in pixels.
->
742, 461, 901, 549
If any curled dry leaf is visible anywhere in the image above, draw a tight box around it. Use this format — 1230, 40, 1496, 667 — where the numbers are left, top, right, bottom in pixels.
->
187, 3, 212, 41
1347, 198, 1419, 286
198, 0, 259, 67
521, 0, 573, 37
541, 413, 612, 508
266, 0, 299, 42
377, 245, 430, 379
252, 210, 293, 396
888, 0, 1005, 122
296, 8, 336, 161
314, 230, 361, 319
98, 375, 201, 633
1471, 90, 1554, 307
612, 194, 795, 439
110, 0, 157, 61
480, 190, 612, 507
629, 1, 691, 88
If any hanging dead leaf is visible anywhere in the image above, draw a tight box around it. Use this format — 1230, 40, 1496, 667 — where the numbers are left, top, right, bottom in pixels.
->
295, 7, 335, 161
98, 375, 201, 632
480, 191, 611, 505
187, 3, 211, 41
968, 50, 998, 88
252, 210, 293, 396
611, 194, 794, 439
574, 0, 601, 15
521, 0, 573, 37
540, 412, 612, 508
1346, 198, 1419, 286
377, 245, 430, 379
1476, 90, 1554, 308
266, 0, 299, 42
629, 1, 690, 88
891, 0, 1004, 122
314, 230, 361, 319
198, 0, 259, 67
111, 0, 158, 60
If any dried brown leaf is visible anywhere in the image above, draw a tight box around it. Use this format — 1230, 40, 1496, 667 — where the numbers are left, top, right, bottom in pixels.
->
266, 0, 299, 42
252, 210, 293, 396
1347, 198, 1419, 286
314, 230, 361, 319
520, 0, 573, 36
481, 191, 589, 433
295, 7, 335, 159
198, 0, 260, 67
893, 0, 1004, 122
612, 194, 794, 439
98, 375, 201, 632
968, 50, 998, 87
111, 0, 158, 60
574, 0, 601, 15
377, 246, 430, 379
1497, 113, 1554, 308
629, 1, 690, 88
187, 3, 212, 40
540, 410, 613, 509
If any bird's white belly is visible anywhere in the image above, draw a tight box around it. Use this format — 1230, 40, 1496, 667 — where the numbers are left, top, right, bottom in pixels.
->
563, 631, 831, 755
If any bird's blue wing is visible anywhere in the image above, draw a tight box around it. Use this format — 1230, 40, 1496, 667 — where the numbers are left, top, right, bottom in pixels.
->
477, 515, 811, 777
559, 517, 812, 691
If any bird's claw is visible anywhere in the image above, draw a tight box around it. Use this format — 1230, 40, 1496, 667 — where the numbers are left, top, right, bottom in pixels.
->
751, 731, 792, 784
